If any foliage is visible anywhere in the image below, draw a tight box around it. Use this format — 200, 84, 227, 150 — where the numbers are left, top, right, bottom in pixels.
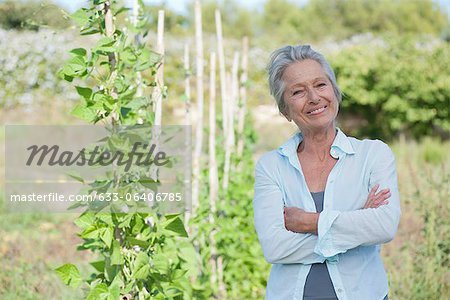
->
383, 140, 450, 299
0, 28, 80, 109
331, 35, 450, 140
260, 0, 449, 44
0, 0, 71, 30
190, 114, 270, 299
54, 1, 192, 299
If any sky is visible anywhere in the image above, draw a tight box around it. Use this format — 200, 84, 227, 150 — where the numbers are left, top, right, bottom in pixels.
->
54, 0, 450, 18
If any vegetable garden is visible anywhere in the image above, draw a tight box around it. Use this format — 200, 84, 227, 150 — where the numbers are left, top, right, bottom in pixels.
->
0, 0, 448, 299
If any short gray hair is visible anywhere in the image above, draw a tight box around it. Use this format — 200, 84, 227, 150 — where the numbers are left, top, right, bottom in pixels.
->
267, 45, 342, 115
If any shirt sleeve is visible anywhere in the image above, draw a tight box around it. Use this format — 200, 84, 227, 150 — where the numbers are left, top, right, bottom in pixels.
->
253, 156, 325, 265
314, 141, 401, 258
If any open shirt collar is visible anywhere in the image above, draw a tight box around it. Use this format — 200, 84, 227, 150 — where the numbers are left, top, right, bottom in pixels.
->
277, 127, 356, 159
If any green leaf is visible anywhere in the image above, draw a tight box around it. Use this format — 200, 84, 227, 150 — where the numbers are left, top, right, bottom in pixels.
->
135, 49, 161, 71
75, 86, 93, 101
121, 47, 137, 65
165, 217, 188, 237
55, 264, 82, 288
66, 171, 85, 183
132, 216, 144, 235
71, 104, 97, 122
114, 6, 130, 16
80, 27, 100, 36
165, 214, 179, 220
139, 177, 159, 191
120, 107, 131, 119
80, 226, 100, 239
95, 37, 116, 53
68, 55, 87, 69
133, 252, 150, 279
70, 48, 87, 57
100, 227, 113, 248
74, 212, 95, 229
110, 240, 124, 265
89, 260, 105, 273
97, 213, 114, 226
123, 97, 148, 110
86, 283, 108, 300
118, 212, 133, 228
67, 200, 85, 210
93, 93, 115, 109
125, 237, 150, 248
152, 253, 170, 275
104, 257, 120, 282
70, 9, 89, 27
108, 283, 120, 300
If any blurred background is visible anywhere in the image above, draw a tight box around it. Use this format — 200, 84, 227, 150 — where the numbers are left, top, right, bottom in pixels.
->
0, 0, 449, 299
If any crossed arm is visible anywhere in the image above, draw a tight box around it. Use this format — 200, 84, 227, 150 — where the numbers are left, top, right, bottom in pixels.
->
253, 143, 401, 264
284, 183, 391, 235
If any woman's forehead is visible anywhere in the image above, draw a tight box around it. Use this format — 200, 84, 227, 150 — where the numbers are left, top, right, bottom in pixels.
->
282, 59, 327, 86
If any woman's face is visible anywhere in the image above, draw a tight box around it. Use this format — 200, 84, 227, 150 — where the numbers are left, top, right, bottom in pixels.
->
281, 59, 339, 132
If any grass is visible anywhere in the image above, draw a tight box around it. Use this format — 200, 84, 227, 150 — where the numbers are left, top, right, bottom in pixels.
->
383, 138, 450, 299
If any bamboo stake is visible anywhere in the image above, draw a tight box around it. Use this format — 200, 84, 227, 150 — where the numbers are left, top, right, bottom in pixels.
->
130, 0, 142, 44
222, 71, 232, 190
229, 51, 239, 147
192, 0, 204, 214
237, 37, 249, 159
153, 10, 165, 127
223, 51, 239, 190
149, 10, 165, 182
217, 255, 226, 299
208, 52, 218, 221
104, 1, 118, 123
208, 51, 219, 291
184, 44, 192, 227
215, 9, 228, 136
131, 0, 143, 99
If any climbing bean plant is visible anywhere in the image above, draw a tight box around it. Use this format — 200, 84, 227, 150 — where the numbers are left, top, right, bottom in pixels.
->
55, 1, 192, 299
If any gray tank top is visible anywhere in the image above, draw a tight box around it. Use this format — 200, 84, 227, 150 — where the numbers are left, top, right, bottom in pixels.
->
303, 191, 338, 299
303, 191, 389, 300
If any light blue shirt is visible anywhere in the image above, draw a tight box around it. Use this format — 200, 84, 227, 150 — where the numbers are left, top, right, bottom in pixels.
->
253, 128, 401, 300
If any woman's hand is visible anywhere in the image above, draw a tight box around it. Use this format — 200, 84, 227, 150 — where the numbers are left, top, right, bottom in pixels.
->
364, 184, 391, 209
284, 207, 319, 234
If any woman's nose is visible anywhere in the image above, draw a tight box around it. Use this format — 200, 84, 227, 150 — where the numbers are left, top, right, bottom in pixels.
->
307, 89, 320, 103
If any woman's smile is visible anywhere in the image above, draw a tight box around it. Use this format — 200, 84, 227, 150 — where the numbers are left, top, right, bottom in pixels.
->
306, 105, 328, 115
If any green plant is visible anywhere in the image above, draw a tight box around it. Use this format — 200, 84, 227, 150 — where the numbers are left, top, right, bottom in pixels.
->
55, 1, 192, 299
332, 35, 450, 140
191, 114, 270, 299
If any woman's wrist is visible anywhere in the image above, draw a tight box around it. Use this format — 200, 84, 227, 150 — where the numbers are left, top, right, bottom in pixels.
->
306, 212, 319, 235
296, 211, 319, 234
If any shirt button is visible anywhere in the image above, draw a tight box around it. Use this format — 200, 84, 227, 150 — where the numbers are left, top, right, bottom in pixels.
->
337, 288, 343, 293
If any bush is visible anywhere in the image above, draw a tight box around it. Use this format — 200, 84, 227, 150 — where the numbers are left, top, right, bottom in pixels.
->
0, 0, 70, 30
331, 35, 450, 140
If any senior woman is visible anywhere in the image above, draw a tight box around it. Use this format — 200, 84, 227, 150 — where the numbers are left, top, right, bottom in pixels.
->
253, 45, 401, 300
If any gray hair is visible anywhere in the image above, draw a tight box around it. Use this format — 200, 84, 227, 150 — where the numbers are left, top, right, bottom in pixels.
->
267, 45, 342, 115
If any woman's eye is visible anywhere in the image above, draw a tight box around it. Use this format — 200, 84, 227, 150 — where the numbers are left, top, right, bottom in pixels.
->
293, 90, 304, 96
316, 83, 326, 88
